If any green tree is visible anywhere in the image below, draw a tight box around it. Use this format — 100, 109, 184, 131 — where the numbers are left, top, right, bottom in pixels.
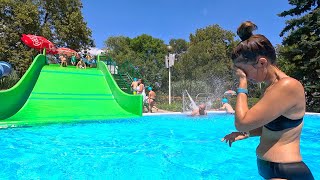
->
169, 38, 189, 55
0, 0, 40, 76
130, 34, 167, 88
174, 24, 237, 94
278, 0, 320, 112
0, 0, 93, 79
37, 0, 94, 50
104, 34, 168, 90
104, 36, 134, 64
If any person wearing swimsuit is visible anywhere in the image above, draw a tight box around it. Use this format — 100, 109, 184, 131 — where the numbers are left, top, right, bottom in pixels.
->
221, 21, 314, 180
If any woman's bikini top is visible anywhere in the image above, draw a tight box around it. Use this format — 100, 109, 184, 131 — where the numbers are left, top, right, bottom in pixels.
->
264, 115, 303, 131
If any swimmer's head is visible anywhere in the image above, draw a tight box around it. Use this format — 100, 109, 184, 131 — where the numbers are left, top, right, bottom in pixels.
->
199, 104, 206, 110
222, 98, 228, 104
133, 78, 137, 81
148, 86, 152, 91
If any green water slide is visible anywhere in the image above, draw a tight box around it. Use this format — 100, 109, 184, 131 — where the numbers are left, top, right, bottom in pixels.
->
0, 54, 142, 128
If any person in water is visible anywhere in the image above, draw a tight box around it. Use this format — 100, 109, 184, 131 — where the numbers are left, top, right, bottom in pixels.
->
191, 104, 207, 116
217, 98, 235, 114
221, 21, 314, 179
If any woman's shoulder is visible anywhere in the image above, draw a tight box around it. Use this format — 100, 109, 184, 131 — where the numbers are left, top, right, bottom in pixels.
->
277, 77, 304, 92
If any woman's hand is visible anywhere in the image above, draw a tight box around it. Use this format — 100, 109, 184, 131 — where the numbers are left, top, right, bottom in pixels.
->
234, 67, 248, 88
221, 132, 249, 147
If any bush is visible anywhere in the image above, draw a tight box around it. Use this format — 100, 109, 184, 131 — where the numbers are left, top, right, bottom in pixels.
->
228, 97, 260, 108
157, 101, 183, 112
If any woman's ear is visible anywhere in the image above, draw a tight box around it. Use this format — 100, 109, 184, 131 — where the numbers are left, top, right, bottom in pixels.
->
256, 57, 268, 68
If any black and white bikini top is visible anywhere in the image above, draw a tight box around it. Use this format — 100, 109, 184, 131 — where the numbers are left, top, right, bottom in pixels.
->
264, 115, 303, 131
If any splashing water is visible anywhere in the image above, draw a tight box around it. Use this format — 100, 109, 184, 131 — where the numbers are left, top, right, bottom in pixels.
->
185, 90, 198, 110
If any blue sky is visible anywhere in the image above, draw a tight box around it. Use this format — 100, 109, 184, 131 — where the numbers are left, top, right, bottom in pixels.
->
81, 0, 292, 49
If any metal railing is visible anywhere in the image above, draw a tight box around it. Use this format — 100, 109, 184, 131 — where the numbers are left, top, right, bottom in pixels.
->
98, 56, 132, 93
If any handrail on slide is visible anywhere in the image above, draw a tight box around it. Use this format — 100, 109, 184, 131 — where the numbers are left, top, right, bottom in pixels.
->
0, 54, 46, 120
98, 61, 143, 116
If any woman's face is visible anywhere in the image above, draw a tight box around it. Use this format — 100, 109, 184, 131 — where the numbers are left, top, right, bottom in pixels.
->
234, 59, 267, 83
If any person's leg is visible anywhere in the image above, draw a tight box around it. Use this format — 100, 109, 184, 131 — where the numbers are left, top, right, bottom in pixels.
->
149, 100, 156, 113
149, 99, 154, 113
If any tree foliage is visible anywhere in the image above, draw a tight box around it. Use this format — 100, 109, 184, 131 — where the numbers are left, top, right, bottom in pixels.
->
174, 24, 237, 91
104, 34, 167, 89
104, 25, 241, 98
278, 0, 320, 112
0, 0, 93, 77
37, 0, 94, 50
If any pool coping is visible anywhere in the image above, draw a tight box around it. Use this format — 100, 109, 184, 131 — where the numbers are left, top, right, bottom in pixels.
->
143, 110, 231, 116
143, 111, 320, 116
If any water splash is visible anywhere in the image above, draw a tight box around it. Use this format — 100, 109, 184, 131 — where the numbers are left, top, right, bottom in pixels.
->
185, 90, 198, 110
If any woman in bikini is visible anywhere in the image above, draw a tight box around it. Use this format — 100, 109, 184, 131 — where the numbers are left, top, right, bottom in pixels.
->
221, 21, 314, 180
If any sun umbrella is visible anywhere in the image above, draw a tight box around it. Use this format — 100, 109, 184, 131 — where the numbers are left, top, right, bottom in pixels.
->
0, 61, 12, 78
56, 47, 79, 57
21, 34, 57, 54
224, 90, 237, 96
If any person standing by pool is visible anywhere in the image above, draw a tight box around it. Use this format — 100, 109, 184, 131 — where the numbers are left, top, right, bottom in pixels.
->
147, 86, 158, 113
221, 21, 314, 179
131, 78, 138, 95
136, 79, 146, 102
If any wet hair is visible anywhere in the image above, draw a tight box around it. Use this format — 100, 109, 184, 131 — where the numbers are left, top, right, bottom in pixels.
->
231, 21, 276, 64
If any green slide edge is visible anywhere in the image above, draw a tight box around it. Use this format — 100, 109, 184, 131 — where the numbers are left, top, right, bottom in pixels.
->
0, 54, 46, 119
98, 61, 143, 116
0, 54, 142, 127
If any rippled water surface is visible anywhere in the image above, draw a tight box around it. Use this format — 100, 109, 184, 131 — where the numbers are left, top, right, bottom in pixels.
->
0, 113, 319, 179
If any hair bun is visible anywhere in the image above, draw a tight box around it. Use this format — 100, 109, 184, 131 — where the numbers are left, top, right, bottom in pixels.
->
237, 21, 257, 41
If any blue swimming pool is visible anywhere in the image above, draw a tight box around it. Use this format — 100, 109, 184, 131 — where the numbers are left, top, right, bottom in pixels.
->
0, 113, 319, 179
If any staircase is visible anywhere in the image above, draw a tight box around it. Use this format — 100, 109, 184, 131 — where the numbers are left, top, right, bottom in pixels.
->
112, 73, 132, 94
97, 55, 152, 94
97, 55, 133, 94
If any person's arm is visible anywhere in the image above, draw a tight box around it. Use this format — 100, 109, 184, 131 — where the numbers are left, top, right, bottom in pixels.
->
234, 69, 302, 132
190, 109, 198, 116
218, 104, 226, 110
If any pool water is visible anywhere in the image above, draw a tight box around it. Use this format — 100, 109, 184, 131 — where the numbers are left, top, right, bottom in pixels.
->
0, 113, 319, 179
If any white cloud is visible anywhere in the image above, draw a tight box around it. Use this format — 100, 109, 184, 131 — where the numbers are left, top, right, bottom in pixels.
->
85, 47, 104, 55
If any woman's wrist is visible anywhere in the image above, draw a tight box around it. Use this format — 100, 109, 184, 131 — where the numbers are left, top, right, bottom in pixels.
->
240, 131, 250, 138
238, 78, 247, 89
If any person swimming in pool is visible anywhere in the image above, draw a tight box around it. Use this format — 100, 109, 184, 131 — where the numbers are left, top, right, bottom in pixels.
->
221, 21, 314, 179
217, 98, 235, 114
190, 104, 207, 116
